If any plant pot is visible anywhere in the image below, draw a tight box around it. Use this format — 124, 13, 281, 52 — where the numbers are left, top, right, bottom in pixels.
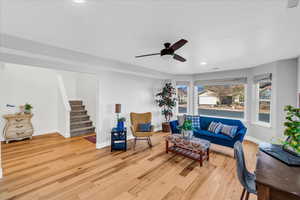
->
117, 121, 124, 131
24, 110, 31, 114
182, 130, 193, 140
162, 122, 170, 132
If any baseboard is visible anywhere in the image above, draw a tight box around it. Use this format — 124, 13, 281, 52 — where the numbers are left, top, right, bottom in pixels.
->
33, 130, 60, 136
0, 168, 3, 179
96, 141, 110, 149
245, 136, 263, 144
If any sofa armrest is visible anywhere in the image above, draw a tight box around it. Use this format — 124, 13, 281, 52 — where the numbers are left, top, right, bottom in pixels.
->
233, 127, 247, 142
169, 120, 180, 134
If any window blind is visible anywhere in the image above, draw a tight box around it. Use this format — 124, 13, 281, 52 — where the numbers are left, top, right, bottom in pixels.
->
253, 73, 272, 83
176, 81, 190, 86
194, 77, 247, 86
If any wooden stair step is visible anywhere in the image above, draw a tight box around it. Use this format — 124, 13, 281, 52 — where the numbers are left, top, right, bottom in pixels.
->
71, 126, 94, 132
71, 120, 92, 125
70, 115, 90, 123
71, 126, 95, 137
70, 105, 85, 110
71, 120, 93, 129
69, 100, 83, 106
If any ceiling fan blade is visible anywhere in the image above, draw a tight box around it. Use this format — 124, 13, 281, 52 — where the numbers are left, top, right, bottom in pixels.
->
173, 54, 186, 62
287, 0, 299, 8
135, 53, 160, 58
170, 39, 188, 51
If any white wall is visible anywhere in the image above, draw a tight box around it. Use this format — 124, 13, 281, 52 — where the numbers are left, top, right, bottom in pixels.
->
96, 71, 162, 148
276, 59, 297, 139
0, 62, 4, 178
298, 56, 300, 94
0, 63, 59, 136
58, 70, 77, 100
76, 73, 98, 127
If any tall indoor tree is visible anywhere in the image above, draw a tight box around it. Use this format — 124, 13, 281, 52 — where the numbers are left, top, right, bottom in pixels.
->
155, 82, 177, 132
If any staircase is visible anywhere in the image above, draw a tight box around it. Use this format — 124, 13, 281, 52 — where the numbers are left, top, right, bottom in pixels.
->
69, 100, 95, 137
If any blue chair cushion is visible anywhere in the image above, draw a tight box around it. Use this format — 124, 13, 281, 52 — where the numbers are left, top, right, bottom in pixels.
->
186, 115, 201, 129
138, 123, 151, 132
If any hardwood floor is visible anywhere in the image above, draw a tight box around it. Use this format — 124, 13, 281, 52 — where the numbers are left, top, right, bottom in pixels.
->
0, 132, 258, 200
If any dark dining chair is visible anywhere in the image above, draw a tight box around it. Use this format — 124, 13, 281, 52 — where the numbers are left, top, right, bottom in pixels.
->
234, 141, 257, 200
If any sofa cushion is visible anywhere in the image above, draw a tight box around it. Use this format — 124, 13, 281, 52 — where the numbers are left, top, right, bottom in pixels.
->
200, 116, 245, 131
186, 115, 201, 129
207, 122, 223, 134
220, 124, 238, 138
194, 129, 233, 141
177, 115, 186, 127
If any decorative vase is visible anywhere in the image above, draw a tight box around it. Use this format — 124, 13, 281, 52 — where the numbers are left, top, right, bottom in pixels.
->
182, 130, 193, 140
19, 105, 25, 113
117, 121, 124, 131
162, 122, 171, 132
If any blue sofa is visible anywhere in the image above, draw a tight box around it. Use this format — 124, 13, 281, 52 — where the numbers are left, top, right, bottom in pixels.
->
169, 116, 247, 148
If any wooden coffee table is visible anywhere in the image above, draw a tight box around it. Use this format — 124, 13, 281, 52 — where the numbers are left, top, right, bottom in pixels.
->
165, 134, 210, 167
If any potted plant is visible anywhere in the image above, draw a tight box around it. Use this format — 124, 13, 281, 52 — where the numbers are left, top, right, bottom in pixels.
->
155, 82, 177, 132
179, 120, 193, 139
117, 117, 126, 131
24, 103, 33, 114
282, 105, 300, 157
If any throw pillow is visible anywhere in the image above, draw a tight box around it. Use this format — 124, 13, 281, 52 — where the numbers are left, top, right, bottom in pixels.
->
186, 115, 201, 129
208, 122, 222, 134
138, 123, 151, 132
220, 124, 238, 138
177, 115, 186, 127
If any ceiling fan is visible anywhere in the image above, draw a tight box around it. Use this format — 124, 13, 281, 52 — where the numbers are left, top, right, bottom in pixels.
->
287, 0, 299, 8
135, 39, 188, 62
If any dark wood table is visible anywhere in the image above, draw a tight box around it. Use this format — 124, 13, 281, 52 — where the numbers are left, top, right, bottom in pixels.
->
255, 150, 300, 200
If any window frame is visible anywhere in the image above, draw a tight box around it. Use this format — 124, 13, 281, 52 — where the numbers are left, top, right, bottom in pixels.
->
176, 85, 189, 115
195, 83, 247, 120
255, 80, 272, 126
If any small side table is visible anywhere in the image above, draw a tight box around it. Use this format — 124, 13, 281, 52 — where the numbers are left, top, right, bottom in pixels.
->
111, 127, 127, 151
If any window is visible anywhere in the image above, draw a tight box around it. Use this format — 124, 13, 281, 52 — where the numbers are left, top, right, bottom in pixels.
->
196, 84, 245, 119
257, 80, 272, 123
177, 85, 188, 114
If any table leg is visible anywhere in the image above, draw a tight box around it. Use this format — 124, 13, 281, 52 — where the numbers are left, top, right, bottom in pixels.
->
111, 135, 113, 152
166, 140, 169, 153
199, 151, 203, 167
257, 183, 270, 200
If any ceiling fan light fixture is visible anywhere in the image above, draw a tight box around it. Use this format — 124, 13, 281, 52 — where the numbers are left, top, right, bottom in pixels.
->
287, 0, 299, 8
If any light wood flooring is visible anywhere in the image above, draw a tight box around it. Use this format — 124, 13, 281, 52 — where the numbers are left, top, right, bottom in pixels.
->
0, 132, 258, 200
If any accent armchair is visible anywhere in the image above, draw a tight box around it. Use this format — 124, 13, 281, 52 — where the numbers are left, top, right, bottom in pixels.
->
130, 112, 155, 150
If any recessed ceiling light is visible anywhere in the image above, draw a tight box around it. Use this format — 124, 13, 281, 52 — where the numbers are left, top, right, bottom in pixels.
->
73, 0, 86, 3
200, 62, 207, 65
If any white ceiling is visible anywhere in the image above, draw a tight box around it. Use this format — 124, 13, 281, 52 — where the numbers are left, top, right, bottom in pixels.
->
1, 0, 300, 74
